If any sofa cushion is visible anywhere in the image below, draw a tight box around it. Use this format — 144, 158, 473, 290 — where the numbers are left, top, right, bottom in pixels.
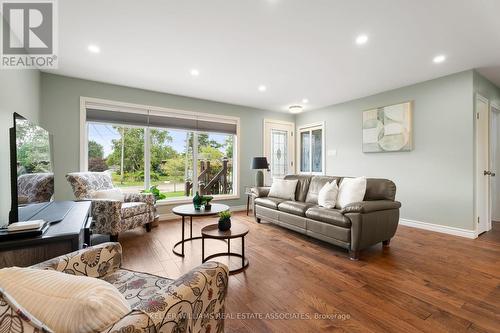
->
0, 267, 131, 333
318, 181, 339, 209
305, 206, 352, 228
305, 176, 341, 204
268, 179, 298, 200
364, 178, 397, 201
284, 175, 312, 202
66, 171, 114, 200
121, 202, 148, 219
102, 269, 174, 311
278, 201, 315, 217
336, 176, 367, 209
90, 188, 125, 201
254, 197, 285, 209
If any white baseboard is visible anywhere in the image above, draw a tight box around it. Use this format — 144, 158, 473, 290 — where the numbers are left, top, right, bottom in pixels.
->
399, 218, 477, 239
158, 205, 248, 222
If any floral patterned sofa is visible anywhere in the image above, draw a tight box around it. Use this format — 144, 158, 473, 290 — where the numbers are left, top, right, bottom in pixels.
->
0, 242, 229, 333
66, 172, 155, 240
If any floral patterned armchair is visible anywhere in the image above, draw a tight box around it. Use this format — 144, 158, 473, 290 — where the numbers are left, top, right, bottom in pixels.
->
0, 243, 229, 333
17, 172, 54, 205
66, 172, 155, 240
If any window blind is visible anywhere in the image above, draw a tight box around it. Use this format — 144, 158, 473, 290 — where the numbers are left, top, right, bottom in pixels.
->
85, 104, 237, 134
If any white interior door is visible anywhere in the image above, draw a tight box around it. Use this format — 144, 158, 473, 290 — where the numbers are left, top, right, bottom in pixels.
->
476, 95, 490, 234
263, 120, 295, 185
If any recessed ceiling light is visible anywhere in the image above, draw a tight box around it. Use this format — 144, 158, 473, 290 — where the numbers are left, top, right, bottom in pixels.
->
88, 44, 100, 53
302, 98, 309, 104
258, 85, 267, 92
289, 105, 303, 114
190, 69, 199, 76
433, 55, 446, 63
355, 34, 368, 45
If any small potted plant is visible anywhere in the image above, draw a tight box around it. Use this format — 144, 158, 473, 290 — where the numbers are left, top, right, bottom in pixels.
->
218, 210, 232, 231
143, 185, 167, 202
202, 195, 214, 210
141, 185, 166, 228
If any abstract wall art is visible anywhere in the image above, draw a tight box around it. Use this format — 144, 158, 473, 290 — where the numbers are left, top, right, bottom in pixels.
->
362, 101, 413, 153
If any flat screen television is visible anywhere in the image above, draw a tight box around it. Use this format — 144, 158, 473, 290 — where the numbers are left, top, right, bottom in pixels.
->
9, 113, 55, 223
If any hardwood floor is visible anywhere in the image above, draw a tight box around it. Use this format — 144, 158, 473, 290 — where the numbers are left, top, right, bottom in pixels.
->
118, 212, 500, 333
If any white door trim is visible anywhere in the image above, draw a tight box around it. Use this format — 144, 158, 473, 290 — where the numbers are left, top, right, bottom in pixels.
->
297, 121, 326, 175
490, 103, 500, 222
263, 119, 295, 182
475, 93, 491, 234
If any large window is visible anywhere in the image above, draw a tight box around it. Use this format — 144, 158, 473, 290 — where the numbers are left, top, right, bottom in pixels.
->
148, 128, 192, 199
88, 123, 146, 193
83, 99, 238, 201
298, 123, 324, 174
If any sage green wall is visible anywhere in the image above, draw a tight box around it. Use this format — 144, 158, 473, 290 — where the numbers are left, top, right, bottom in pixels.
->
473, 71, 500, 106
40, 73, 294, 215
0, 70, 41, 226
296, 70, 475, 230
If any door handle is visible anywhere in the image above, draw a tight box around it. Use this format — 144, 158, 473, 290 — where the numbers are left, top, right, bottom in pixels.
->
484, 170, 496, 176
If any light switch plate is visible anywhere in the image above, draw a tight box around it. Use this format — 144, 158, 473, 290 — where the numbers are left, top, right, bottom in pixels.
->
327, 149, 337, 157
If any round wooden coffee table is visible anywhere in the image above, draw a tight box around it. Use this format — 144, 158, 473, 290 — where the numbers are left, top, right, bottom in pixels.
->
201, 222, 249, 274
172, 203, 229, 257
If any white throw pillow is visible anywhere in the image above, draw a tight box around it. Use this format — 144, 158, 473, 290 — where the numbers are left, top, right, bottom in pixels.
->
0, 267, 131, 333
89, 188, 124, 201
336, 177, 367, 209
318, 181, 339, 209
268, 179, 298, 201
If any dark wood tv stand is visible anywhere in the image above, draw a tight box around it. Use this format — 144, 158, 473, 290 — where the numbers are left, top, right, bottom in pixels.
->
0, 201, 92, 268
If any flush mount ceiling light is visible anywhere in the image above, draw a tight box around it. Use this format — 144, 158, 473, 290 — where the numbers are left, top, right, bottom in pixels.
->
302, 98, 309, 103
258, 85, 267, 92
88, 44, 100, 53
289, 105, 303, 114
355, 34, 368, 45
190, 69, 200, 76
433, 55, 446, 63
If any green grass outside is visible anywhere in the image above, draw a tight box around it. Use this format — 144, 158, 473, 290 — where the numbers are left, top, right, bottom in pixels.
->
161, 191, 186, 198
111, 173, 184, 188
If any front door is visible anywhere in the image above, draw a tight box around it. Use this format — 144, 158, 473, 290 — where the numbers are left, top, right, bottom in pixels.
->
263, 120, 295, 185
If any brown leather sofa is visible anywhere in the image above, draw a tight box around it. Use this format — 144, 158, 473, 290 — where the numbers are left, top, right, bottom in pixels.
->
252, 175, 401, 260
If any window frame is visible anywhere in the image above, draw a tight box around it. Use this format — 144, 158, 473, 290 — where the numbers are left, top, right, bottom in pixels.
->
80, 96, 240, 205
297, 121, 325, 175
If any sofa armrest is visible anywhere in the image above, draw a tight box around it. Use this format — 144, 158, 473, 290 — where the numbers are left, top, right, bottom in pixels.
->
31, 242, 122, 278
100, 310, 155, 333
251, 186, 270, 198
145, 262, 228, 333
340, 200, 401, 214
0, 289, 54, 333
124, 192, 155, 206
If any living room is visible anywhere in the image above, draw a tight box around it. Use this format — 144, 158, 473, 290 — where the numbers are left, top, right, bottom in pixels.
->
1, 1, 500, 332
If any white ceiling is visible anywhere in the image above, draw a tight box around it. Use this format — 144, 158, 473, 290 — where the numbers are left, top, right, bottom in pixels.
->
45, 0, 500, 112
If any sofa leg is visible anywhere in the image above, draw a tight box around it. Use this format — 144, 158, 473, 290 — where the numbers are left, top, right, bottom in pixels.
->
349, 250, 360, 261
146, 222, 152, 232
110, 234, 119, 242
255, 217, 261, 223
382, 239, 391, 247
